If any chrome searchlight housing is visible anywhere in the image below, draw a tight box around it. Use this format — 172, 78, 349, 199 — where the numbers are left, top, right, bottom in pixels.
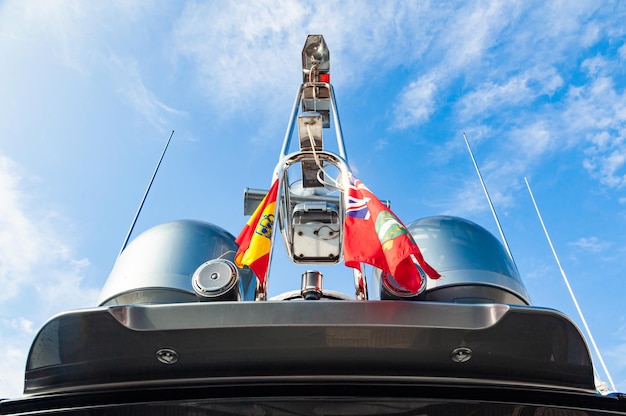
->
192, 259, 241, 301
301, 270, 323, 300
378, 269, 426, 300
301, 34, 331, 127
302, 34, 329, 82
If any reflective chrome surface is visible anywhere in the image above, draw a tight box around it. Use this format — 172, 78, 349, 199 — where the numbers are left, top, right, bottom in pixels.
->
192, 259, 241, 301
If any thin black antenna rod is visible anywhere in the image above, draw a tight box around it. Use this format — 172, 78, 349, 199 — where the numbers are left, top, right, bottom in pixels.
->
118, 130, 175, 258
524, 176, 616, 392
463, 133, 515, 265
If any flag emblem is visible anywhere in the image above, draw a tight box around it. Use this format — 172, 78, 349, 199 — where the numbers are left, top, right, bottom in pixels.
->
256, 214, 274, 238
375, 210, 411, 247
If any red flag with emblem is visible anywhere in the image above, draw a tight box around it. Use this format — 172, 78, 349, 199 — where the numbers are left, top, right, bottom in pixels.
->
343, 174, 439, 293
235, 178, 279, 283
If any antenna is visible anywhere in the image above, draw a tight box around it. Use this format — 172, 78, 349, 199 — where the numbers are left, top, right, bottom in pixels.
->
463, 133, 515, 265
118, 130, 175, 258
524, 177, 616, 392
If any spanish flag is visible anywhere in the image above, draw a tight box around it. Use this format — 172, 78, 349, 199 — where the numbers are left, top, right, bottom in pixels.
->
235, 178, 279, 283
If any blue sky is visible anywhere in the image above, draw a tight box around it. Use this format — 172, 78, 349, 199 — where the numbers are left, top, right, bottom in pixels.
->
1, 0, 626, 398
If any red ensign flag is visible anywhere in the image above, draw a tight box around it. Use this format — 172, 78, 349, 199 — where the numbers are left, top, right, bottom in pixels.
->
343, 174, 439, 293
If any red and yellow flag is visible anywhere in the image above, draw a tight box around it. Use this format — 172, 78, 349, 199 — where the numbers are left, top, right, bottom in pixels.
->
235, 179, 279, 283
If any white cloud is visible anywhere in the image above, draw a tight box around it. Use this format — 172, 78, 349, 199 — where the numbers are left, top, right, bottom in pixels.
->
107, 53, 186, 129
166, 1, 605, 136
509, 122, 555, 159
386, 1, 603, 131
582, 55, 611, 77
568, 236, 612, 253
564, 77, 625, 130
170, 1, 456, 121
393, 73, 440, 128
374, 138, 388, 151
0, 343, 27, 398
453, 31, 626, 196
384, 1, 618, 138
523, 262, 554, 281
0, 317, 36, 397
458, 68, 564, 123
580, 23, 601, 47
390, 1, 520, 128
3, 317, 35, 335
0, 154, 98, 305
1, 0, 182, 133
0, 154, 99, 398
438, 179, 488, 217
567, 73, 626, 188
440, 0, 513, 68
1, 1, 149, 74
459, 77, 532, 121
0, 156, 45, 301
172, 1, 306, 113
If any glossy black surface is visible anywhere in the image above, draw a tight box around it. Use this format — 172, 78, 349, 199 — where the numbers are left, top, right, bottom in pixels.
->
25, 301, 594, 395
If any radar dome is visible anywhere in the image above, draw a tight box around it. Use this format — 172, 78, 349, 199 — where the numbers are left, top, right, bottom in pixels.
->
407, 216, 530, 305
98, 220, 252, 306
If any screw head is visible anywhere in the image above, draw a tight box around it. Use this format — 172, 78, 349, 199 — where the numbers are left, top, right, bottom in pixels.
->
156, 348, 179, 364
450, 347, 472, 363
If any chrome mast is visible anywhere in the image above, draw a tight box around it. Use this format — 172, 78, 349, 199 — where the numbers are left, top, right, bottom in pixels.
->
246, 35, 366, 301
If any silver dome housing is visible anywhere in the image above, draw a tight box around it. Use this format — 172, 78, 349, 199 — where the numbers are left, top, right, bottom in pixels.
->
98, 220, 249, 306
408, 216, 530, 305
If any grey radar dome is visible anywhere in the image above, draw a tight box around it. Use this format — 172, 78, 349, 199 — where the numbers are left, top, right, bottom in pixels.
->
407, 216, 530, 305
98, 220, 252, 306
